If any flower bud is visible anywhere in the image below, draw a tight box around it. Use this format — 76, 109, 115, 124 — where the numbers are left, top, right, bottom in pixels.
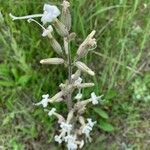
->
42, 25, 53, 37
79, 116, 85, 126
55, 113, 66, 123
74, 99, 90, 112
49, 91, 63, 103
78, 140, 84, 149
75, 61, 95, 76
71, 70, 81, 81
49, 38, 63, 55
55, 98, 63, 102
53, 18, 69, 37
66, 109, 74, 123
40, 58, 64, 65
68, 32, 76, 42
64, 37, 69, 55
76, 83, 95, 88
77, 30, 96, 59
61, 0, 71, 31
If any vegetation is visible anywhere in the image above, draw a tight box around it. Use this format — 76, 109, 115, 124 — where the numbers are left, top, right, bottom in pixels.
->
0, 0, 150, 149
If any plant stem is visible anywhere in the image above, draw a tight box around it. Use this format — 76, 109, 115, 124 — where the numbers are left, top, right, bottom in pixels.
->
64, 38, 72, 110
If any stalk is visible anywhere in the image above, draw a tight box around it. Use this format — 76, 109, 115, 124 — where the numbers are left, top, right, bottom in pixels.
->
64, 37, 72, 110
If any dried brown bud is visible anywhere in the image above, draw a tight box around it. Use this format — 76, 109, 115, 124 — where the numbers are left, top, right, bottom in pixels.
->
61, 0, 71, 31
77, 30, 96, 59
75, 61, 95, 76
40, 58, 64, 65
53, 18, 69, 37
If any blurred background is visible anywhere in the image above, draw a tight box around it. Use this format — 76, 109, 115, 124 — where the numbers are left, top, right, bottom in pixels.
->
0, 0, 150, 149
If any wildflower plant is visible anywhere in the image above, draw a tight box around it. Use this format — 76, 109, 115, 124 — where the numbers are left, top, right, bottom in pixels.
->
10, 1, 102, 149
131, 77, 150, 102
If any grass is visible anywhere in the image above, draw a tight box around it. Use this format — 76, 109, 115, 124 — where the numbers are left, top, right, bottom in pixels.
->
0, 0, 150, 149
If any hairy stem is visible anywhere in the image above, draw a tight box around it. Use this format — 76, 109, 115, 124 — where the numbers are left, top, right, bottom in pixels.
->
64, 38, 72, 110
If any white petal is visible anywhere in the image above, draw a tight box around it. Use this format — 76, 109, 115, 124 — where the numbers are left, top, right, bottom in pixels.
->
74, 77, 82, 85
91, 92, 97, 101
42, 25, 53, 37
60, 122, 72, 132
87, 118, 96, 128
54, 135, 62, 144
48, 108, 56, 116
91, 92, 99, 105
75, 93, 82, 100
35, 94, 49, 108
42, 94, 49, 99
41, 4, 60, 24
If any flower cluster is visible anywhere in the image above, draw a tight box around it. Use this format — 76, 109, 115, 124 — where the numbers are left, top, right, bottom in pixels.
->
10, 1, 103, 149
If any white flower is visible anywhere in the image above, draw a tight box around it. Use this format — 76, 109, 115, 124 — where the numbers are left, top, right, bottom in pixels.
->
82, 125, 92, 137
82, 118, 96, 140
64, 135, 77, 150
41, 4, 60, 25
75, 89, 82, 100
75, 93, 82, 100
42, 25, 53, 37
35, 94, 49, 107
90, 92, 99, 105
74, 77, 82, 85
60, 122, 72, 133
54, 135, 62, 144
87, 118, 96, 128
48, 108, 56, 116
10, 4, 60, 25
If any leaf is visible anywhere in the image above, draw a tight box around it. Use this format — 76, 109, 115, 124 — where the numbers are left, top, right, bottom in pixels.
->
0, 81, 14, 87
2, 112, 15, 125
94, 108, 109, 119
18, 75, 31, 86
105, 89, 117, 99
11, 68, 19, 80
98, 120, 114, 132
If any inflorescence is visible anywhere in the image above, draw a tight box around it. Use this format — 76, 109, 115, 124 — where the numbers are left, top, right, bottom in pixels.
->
10, 1, 103, 149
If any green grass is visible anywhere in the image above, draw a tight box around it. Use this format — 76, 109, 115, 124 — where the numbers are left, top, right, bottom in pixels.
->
0, 0, 150, 149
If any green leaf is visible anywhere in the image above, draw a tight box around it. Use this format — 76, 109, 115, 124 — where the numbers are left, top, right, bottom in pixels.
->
11, 68, 19, 80
94, 108, 109, 119
0, 81, 14, 87
105, 89, 117, 99
18, 75, 31, 86
0, 64, 10, 76
2, 112, 15, 125
98, 120, 114, 132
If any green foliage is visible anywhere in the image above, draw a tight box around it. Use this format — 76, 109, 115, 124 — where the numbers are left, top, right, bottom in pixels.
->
98, 120, 114, 132
0, 0, 150, 149
131, 73, 150, 102
93, 108, 109, 119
